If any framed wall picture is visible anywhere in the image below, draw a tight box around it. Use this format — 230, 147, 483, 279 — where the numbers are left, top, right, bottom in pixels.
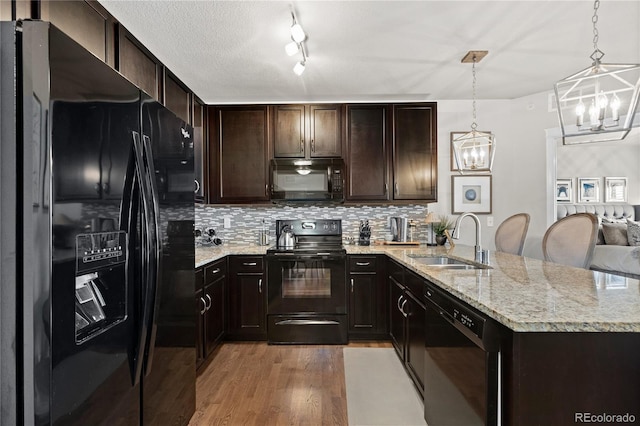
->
451, 175, 492, 214
578, 177, 600, 203
450, 131, 491, 172
604, 177, 627, 203
556, 178, 573, 203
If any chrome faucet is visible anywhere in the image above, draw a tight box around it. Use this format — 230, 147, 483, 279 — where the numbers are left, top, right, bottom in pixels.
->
452, 212, 483, 263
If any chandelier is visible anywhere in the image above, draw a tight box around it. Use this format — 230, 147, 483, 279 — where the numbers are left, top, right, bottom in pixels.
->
453, 51, 496, 174
554, 0, 640, 145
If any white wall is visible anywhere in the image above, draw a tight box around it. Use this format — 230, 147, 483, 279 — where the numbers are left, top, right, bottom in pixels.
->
556, 131, 640, 205
427, 92, 559, 259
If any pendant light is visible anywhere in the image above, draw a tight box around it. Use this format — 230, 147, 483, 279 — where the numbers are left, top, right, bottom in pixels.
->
554, 0, 640, 145
453, 51, 496, 175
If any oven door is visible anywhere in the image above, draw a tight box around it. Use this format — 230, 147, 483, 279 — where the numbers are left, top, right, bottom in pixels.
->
267, 253, 346, 314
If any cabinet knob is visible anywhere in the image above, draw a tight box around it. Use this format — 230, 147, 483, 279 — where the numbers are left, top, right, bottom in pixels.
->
355, 262, 370, 266
258, 278, 263, 294
194, 179, 200, 194
311, 139, 315, 152
212, 268, 221, 274
395, 183, 399, 194
205, 294, 212, 311
300, 139, 304, 153
350, 278, 354, 293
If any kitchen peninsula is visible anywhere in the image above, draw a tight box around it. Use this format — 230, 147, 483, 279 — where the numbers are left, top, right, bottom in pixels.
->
197, 243, 640, 425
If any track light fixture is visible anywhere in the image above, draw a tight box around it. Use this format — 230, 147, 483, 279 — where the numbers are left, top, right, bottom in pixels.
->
285, 7, 308, 76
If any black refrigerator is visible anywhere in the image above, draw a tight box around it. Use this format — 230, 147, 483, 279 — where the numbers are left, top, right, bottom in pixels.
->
0, 21, 196, 425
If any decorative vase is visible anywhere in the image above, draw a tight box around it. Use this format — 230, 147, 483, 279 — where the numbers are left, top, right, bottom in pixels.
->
435, 235, 447, 246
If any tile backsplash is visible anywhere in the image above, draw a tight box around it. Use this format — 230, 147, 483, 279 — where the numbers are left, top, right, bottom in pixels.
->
195, 204, 433, 246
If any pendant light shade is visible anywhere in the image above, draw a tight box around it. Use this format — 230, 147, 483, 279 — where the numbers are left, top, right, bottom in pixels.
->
453, 51, 496, 174
554, 0, 640, 144
452, 130, 496, 173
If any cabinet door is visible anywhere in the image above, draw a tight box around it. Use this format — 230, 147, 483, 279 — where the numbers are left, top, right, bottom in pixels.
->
229, 274, 265, 338
193, 98, 207, 203
309, 104, 341, 157
392, 103, 437, 201
346, 105, 388, 200
204, 276, 225, 355
195, 287, 205, 369
117, 25, 161, 101
349, 273, 377, 332
272, 105, 305, 158
164, 71, 191, 123
389, 276, 405, 360
228, 257, 266, 340
41, 0, 116, 67
405, 290, 426, 396
215, 107, 269, 202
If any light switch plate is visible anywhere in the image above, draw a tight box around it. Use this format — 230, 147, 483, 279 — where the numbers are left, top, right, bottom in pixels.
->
223, 217, 231, 228
487, 216, 494, 227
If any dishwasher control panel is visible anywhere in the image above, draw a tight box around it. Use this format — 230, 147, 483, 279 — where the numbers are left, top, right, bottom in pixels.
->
453, 307, 485, 338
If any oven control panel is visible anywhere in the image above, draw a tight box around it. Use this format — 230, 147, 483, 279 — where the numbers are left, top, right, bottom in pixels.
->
277, 219, 342, 236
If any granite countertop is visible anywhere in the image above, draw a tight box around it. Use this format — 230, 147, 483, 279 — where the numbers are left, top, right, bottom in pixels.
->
195, 243, 640, 333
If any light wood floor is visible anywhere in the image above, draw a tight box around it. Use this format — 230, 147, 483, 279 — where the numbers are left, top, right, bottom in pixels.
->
189, 341, 392, 426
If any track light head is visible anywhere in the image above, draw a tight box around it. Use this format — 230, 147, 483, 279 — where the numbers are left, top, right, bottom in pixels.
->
285, 41, 299, 56
293, 61, 306, 76
290, 23, 306, 43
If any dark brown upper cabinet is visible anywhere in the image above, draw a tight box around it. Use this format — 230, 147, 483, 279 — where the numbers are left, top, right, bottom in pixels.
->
40, 0, 116, 67
210, 106, 270, 203
116, 24, 162, 101
193, 97, 207, 203
164, 70, 191, 123
272, 104, 342, 158
345, 105, 389, 201
392, 103, 437, 201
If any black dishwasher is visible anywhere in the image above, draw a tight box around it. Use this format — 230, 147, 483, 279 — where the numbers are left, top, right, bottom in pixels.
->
423, 283, 503, 426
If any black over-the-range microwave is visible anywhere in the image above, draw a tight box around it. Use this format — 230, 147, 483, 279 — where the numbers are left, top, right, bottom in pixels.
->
269, 158, 344, 202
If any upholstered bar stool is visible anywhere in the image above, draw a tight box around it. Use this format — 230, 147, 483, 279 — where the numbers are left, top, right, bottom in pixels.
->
495, 213, 530, 256
542, 213, 599, 269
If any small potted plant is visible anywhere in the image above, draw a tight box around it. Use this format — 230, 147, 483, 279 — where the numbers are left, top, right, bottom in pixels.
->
432, 215, 454, 245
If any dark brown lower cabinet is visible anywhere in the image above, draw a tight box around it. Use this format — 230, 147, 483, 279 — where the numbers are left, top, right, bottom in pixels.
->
348, 255, 388, 339
227, 256, 266, 340
504, 332, 640, 425
195, 259, 226, 370
388, 259, 425, 397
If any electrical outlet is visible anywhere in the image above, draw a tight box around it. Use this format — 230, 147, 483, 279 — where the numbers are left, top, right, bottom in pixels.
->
487, 216, 494, 227
223, 217, 231, 228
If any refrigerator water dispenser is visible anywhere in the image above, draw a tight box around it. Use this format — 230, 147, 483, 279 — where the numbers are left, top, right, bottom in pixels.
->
74, 231, 128, 343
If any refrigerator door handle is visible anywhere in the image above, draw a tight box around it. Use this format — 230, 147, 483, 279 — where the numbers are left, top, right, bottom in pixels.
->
130, 130, 155, 386
141, 134, 162, 377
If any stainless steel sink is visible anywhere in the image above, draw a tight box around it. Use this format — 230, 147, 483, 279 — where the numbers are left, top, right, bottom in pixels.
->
406, 255, 486, 269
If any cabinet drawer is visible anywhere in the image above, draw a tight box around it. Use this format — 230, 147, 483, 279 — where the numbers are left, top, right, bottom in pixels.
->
230, 256, 264, 273
205, 259, 227, 284
349, 256, 377, 273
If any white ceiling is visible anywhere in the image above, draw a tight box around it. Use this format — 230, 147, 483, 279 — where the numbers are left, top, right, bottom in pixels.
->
98, 0, 640, 104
